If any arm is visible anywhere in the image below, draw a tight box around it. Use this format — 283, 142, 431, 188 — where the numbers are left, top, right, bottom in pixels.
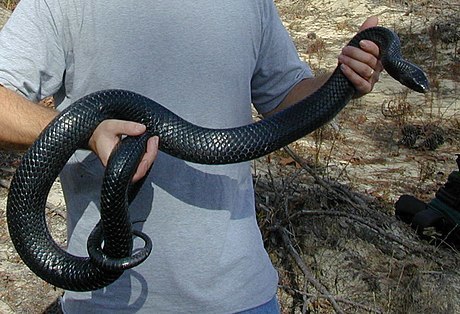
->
265, 16, 382, 117
0, 85, 57, 150
0, 86, 158, 182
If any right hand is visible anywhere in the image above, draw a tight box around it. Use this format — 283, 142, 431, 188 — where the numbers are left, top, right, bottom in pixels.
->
88, 119, 159, 183
338, 16, 382, 97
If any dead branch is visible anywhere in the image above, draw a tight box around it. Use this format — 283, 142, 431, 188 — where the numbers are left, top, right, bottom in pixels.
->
288, 209, 410, 248
279, 285, 383, 313
305, 293, 383, 313
278, 226, 345, 314
288, 208, 460, 271
284, 146, 369, 209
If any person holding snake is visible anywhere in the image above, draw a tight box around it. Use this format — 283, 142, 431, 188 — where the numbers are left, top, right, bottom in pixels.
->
0, 1, 386, 313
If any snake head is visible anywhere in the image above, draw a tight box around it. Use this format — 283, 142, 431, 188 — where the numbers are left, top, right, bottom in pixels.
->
398, 64, 430, 93
384, 58, 430, 94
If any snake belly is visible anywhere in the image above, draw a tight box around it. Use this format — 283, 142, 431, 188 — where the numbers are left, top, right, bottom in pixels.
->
6, 26, 429, 291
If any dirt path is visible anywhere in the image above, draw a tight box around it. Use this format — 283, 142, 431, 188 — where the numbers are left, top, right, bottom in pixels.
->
0, 0, 459, 313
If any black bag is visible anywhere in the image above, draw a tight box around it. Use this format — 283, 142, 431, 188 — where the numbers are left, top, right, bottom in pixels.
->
395, 155, 460, 247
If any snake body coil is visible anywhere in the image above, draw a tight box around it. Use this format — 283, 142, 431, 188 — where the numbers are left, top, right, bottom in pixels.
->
6, 27, 429, 291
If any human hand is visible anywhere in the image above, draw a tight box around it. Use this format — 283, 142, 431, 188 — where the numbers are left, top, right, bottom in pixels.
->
88, 119, 159, 183
338, 16, 383, 97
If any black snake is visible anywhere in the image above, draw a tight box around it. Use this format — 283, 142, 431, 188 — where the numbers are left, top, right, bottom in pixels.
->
6, 27, 429, 291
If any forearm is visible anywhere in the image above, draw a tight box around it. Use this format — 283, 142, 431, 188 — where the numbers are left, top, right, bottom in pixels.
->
265, 17, 382, 118
0, 86, 58, 150
263, 73, 331, 117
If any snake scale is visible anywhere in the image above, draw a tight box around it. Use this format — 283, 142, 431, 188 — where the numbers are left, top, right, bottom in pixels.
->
6, 27, 429, 291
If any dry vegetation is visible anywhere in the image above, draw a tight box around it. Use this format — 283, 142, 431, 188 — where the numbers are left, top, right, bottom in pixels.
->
0, 0, 459, 313
260, 0, 460, 313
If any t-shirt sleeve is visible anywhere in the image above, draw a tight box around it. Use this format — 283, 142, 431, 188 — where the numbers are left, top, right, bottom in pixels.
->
251, 2, 313, 114
0, 0, 65, 102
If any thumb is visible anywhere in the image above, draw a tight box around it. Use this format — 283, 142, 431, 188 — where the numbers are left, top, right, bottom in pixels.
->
359, 16, 379, 32
88, 119, 147, 166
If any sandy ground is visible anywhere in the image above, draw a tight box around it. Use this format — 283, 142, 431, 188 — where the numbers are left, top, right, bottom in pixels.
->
0, 0, 459, 313
276, 0, 459, 201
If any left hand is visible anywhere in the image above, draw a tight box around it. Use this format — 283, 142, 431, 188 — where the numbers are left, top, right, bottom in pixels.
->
338, 16, 383, 97
88, 119, 159, 183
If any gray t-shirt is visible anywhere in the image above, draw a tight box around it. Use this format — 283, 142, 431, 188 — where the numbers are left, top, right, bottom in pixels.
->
0, 0, 312, 312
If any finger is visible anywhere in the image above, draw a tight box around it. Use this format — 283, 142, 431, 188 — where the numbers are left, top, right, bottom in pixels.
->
359, 40, 380, 59
360, 41, 384, 74
132, 136, 159, 183
143, 136, 159, 169
106, 120, 146, 136
340, 46, 379, 69
340, 63, 372, 95
359, 16, 378, 31
146, 136, 160, 159
89, 120, 147, 168
132, 160, 149, 184
338, 49, 378, 80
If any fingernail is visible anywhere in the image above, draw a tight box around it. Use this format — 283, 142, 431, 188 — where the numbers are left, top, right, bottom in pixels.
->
359, 40, 368, 48
148, 136, 159, 149
137, 160, 148, 178
135, 124, 146, 133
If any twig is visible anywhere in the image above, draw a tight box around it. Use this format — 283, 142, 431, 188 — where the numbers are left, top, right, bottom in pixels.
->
279, 285, 383, 314
306, 293, 383, 313
288, 208, 458, 269
282, 147, 459, 263
45, 201, 67, 219
278, 284, 384, 314
289, 209, 409, 248
284, 146, 368, 209
278, 227, 345, 314
0, 166, 15, 173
